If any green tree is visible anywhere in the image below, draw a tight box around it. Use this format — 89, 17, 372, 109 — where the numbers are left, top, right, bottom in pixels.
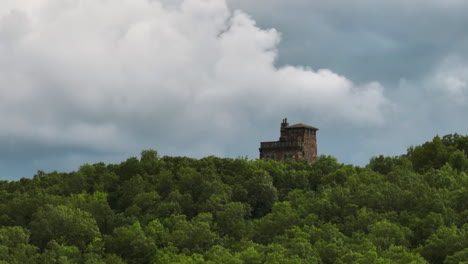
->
0, 226, 38, 263
448, 150, 468, 172
204, 245, 242, 264
29, 205, 101, 250
407, 136, 454, 173
70, 192, 115, 234
105, 221, 156, 264
420, 225, 468, 264
254, 202, 300, 244
165, 213, 218, 253
444, 248, 468, 264
215, 202, 249, 239
246, 170, 278, 218
367, 220, 412, 251
380, 245, 427, 264
38, 241, 83, 264
140, 149, 158, 162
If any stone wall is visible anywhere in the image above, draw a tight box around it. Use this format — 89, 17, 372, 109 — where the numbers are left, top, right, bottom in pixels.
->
260, 126, 317, 163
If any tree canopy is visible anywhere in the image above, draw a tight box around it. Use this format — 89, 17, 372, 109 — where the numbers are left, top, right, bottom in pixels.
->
1, 134, 468, 263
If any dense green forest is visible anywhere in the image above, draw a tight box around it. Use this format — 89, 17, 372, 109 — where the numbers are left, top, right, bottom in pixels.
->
2, 134, 468, 263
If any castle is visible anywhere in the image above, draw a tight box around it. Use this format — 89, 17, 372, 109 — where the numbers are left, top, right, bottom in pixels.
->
259, 118, 318, 163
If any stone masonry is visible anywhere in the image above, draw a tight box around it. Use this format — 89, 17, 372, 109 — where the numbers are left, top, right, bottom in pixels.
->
259, 118, 318, 163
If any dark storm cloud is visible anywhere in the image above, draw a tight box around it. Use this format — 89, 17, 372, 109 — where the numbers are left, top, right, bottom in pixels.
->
1, 0, 391, 179
228, 0, 468, 85
225, 0, 468, 164
2, 0, 467, 179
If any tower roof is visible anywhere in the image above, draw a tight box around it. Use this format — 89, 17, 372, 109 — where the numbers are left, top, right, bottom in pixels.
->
286, 123, 319, 130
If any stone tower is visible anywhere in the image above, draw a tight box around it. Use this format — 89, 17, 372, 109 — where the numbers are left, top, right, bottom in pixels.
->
259, 118, 318, 163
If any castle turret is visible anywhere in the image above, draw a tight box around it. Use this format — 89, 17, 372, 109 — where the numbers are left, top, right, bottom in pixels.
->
259, 118, 318, 163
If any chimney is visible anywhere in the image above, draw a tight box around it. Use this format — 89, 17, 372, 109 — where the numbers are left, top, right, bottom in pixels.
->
280, 118, 289, 141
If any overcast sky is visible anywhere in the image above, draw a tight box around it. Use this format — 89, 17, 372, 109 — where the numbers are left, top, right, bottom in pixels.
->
1, 0, 468, 180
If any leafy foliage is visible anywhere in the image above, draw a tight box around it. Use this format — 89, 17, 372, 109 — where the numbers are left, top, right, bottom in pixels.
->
1, 134, 468, 263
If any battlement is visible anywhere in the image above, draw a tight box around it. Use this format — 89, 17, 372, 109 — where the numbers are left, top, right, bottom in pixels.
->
260, 141, 302, 149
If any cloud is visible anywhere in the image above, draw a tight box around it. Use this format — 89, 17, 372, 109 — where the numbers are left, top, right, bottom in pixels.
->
227, 0, 468, 86
0, 0, 389, 158
219, 0, 468, 167
1, 0, 466, 182
427, 56, 468, 104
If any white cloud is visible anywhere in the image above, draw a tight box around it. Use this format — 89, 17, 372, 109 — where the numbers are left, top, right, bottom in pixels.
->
0, 0, 390, 155
428, 57, 468, 104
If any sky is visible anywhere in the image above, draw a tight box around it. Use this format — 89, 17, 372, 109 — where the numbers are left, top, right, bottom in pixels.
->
1, 0, 468, 180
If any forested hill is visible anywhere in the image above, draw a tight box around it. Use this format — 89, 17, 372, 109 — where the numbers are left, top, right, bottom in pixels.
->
2, 135, 468, 263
